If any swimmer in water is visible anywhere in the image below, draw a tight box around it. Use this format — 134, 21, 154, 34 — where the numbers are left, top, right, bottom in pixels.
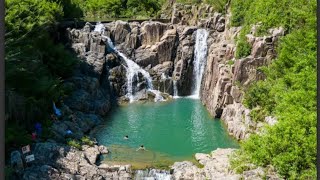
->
124, 135, 129, 140
136, 145, 146, 151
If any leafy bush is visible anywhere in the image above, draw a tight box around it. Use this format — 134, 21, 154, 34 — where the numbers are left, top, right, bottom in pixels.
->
5, 0, 78, 153
236, 26, 316, 179
235, 36, 251, 59
5, 122, 32, 148
243, 81, 274, 112
230, 150, 253, 174
249, 107, 267, 123
81, 136, 95, 146
231, 0, 316, 36
67, 139, 82, 150
230, 0, 250, 27
230, 0, 316, 177
79, 0, 164, 20
204, 0, 228, 13
227, 59, 234, 66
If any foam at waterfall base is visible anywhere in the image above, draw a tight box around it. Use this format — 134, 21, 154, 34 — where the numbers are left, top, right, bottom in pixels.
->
186, 94, 200, 99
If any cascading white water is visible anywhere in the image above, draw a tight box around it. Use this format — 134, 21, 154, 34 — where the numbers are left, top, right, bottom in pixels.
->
94, 22, 164, 103
191, 29, 209, 98
135, 169, 172, 180
173, 80, 179, 98
118, 51, 154, 102
93, 22, 105, 33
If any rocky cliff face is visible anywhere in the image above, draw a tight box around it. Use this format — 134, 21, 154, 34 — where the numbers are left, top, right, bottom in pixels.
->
63, 3, 283, 140
65, 4, 228, 99
199, 10, 284, 140
159, 3, 283, 140
67, 21, 190, 99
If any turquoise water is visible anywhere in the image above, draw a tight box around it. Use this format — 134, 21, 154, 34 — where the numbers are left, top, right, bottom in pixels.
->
92, 98, 238, 168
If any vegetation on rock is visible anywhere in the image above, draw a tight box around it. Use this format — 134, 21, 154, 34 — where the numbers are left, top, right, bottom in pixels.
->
5, 0, 77, 151
230, 0, 316, 178
176, 0, 228, 13
56, 0, 166, 20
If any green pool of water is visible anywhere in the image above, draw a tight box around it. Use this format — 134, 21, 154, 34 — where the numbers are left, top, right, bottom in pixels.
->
92, 98, 239, 168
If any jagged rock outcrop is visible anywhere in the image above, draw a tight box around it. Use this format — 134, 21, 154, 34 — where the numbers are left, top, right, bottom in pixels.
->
221, 103, 278, 140
171, 3, 226, 32
66, 19, 202, 99
171, 148, 281, 180
22, 142, 133, 180
140, 21, 169, 46
199, 9, 284, 139
65, 24, 112, 117
50, 105, 103, 143
113, 21, 131, 45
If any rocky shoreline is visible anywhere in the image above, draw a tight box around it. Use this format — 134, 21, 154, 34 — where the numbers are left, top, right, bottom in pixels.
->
11, 2, 285, 180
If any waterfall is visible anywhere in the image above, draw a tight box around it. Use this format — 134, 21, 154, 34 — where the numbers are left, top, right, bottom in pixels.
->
119, 52, 155, 102
134, 169, 172, 180
173, 80, 179, 98
191, 29, 209, 98
94, 22, 164, 103
93, 22, 105, 32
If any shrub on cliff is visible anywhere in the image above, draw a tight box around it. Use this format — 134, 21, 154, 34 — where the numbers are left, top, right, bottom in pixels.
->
67, 139, 82, 150
235, 18, 316, 180
229, 0, 316, 178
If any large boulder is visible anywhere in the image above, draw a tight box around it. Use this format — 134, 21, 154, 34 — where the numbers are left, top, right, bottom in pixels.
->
10, 151, 24, 173
82, 145, 100, 165
112, 21, 131, 45
134, 47, 159, 68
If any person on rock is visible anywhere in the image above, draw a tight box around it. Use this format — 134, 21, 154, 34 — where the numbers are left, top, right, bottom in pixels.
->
124, 135, 129, 140
136, 145, 146, 151
31, 132, 37, 141
35, 122, 42, 138
65, 129, 73, 138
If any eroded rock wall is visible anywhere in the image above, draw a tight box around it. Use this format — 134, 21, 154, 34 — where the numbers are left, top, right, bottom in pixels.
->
199, 10, 284, 140
67, 20, 197, 98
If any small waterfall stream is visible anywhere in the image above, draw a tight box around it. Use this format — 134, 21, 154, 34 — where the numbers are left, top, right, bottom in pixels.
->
173, 80, 179, 98
94, 22, 164, 103
117, 51, 154, 102
134, 169, 172, 180
191, 29, 209, 98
